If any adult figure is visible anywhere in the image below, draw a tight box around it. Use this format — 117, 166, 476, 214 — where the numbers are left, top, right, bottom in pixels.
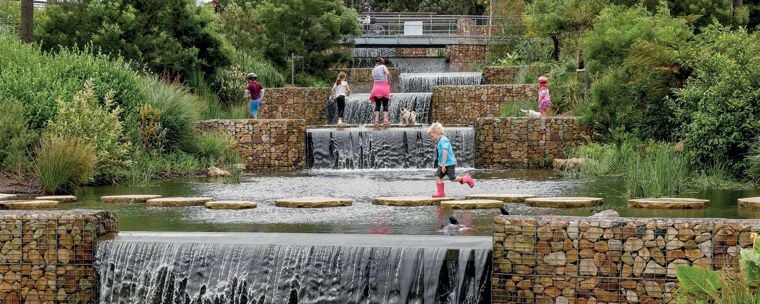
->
369, 57, 391, 126
245, 73, 264, 120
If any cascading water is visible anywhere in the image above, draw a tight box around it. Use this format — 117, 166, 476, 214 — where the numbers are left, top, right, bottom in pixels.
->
307, 127, 474, 169
327, 93, 432, 125
97, 233, 492, 304
399, 73, 483, 93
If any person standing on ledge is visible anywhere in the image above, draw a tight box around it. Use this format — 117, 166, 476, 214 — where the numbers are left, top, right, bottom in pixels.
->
428, 122, 475, 198
369, 57, 391, 126
538, 75, 553, 116
245, 72, 264, 120
331, 71, 351, 126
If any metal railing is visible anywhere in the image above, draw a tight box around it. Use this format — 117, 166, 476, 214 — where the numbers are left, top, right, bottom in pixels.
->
357, 14, 509, 39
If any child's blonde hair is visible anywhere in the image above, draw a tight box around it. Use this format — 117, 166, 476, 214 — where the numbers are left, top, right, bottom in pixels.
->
335, 71, 347, 86
427, 122, 444, 136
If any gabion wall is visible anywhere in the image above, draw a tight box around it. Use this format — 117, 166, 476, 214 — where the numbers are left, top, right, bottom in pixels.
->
493, 215, 760, 304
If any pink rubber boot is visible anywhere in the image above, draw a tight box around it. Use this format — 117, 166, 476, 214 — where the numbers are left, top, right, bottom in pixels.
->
461, 174, 475, 188
432, 183, 446, 198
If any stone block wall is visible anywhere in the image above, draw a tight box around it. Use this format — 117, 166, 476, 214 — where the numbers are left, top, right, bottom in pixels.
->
259, 87, 330, 125
475, 117, 589, 169
332, 68, 401, 93
482, 66, 552, 84
0, 210, 118, 303
492, 215, 760, 304
446, 45, 488, 71
196, 119, 306, 171
431, 84, 537, 125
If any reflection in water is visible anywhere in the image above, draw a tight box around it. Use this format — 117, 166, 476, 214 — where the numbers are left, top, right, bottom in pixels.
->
71, 170, 760, 235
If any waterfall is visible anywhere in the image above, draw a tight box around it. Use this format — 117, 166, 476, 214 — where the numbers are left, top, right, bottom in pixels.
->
390, 58, 450, 73
399, 73, 483, 93
97, 233, 492, 304
307, 127, 474, 169
327, 93, 432, 125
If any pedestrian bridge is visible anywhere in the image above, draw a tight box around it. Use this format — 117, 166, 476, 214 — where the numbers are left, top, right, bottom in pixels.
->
352, 14, 509, 47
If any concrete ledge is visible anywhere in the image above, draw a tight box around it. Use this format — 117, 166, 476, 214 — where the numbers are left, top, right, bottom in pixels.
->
738, 197, 760, 209
145, 197, 213, 207
0, 193, 18, 200
101, 195, 162, 204
441, 199, 503, 209
465, 194, 536, 203
275, 197, 352, 208
36, 195, 77, 203
628, 198, 709, 209
524, 197, 603, 208
205, 201, 258, 210
372, 196, 453, 206
0, 200, 58, 210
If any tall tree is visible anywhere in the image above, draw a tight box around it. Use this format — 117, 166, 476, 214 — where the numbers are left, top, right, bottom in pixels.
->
19, 0, 32, 42
524, 0, 607, 61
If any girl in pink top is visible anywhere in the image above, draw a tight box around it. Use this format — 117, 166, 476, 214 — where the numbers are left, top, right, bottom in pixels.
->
538, 75, 552, 116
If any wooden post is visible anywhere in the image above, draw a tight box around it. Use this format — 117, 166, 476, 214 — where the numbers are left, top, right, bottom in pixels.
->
20, 0, 34, 43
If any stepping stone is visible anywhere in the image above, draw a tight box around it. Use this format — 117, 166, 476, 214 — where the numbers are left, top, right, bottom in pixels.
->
524, 197, 603, 208
372, 196, 453, 207
441, 199, 503, 209
465, 194, 536, 203
0, 193, 18, 200
205, 201, 257, 210
628, 198, 709, 209
101, 195, 162, 204
0, 200, 58, 210
275, 197, 352, 208
35, 195, 77, 203
145, 197, 213, 207
738, 197, 760, 209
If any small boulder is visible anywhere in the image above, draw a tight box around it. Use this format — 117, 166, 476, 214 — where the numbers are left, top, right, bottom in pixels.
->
553, 158, 586, 171
591, 209, 620, 217
207, 166, 231, 177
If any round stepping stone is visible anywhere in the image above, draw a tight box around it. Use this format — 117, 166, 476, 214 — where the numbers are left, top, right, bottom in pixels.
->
0, 200, 58, 210
35, 195, 77, 203
628, 198, 708, 209
372, 196, 453, 207
441, 199, 503, 209
465, 194, 536, 203
275, 197, 352, 208
524, 197, 603, 208
145, 197, 213, 207
0, 193, 18, 200
101, 195, 162, 204
205, 201, 257, 210
738, 197, 760, 209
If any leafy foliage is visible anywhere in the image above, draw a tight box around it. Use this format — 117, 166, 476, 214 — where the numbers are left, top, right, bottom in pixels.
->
671, 26, 760, 177
0, 99, 36, 171
213, 50, 285, 105
36, 0, 234, 81
45, 81, 132, 183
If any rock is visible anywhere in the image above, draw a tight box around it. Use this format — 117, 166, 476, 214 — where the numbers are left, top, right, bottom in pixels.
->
525, 197, 603, 208
624, 238, 644, 252
232, 163, 246, 171
645, 281, 663, 298
608, 239, 623, 251
553, 158, 586, 171
579, 259, 598, 276
440, 199, 503, 209
583, 228, 604, 242
626, 290, 639, 303
544, 252, 566, 266
204, 201, 257, 210
628, 198, 708, 209
207, 166, 231, 177
145, 197, 212, 207
667, 259, 689, 278
464, 193, 536, 203
633, 256, 646, 276
643, 261, 665, 276
372, 196, 450, 207
738, 197, 760, 209
101, 195, 162, 204
35, 195, 76, 203
0, 200, 58, 210
591, 209, 620, 217
277, 197, 352, 208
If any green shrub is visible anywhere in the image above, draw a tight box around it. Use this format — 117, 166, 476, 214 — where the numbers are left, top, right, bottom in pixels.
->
45, 81, 131, 183
35, 136, 96, 194
672, 26, 760, 177
188, 133, 239, 166
0, 99, 36, 171
137, 76, 202, 151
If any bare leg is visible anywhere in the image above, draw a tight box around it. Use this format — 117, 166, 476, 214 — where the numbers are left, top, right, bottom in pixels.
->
374, 111, 380, 124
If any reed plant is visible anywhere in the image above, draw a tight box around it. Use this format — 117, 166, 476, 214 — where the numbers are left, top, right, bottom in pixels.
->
35, 136, 96, 194
624, 143, 689, 198
138, 76, 201, 151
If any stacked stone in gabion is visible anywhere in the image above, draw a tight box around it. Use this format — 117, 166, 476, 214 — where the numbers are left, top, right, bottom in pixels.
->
0, 210, 117, 303
493, 215, 760, 304
475, 117, 590, 169
431, 84, 537, 125
259, 87, 331, 125
196, 119, 306, 171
